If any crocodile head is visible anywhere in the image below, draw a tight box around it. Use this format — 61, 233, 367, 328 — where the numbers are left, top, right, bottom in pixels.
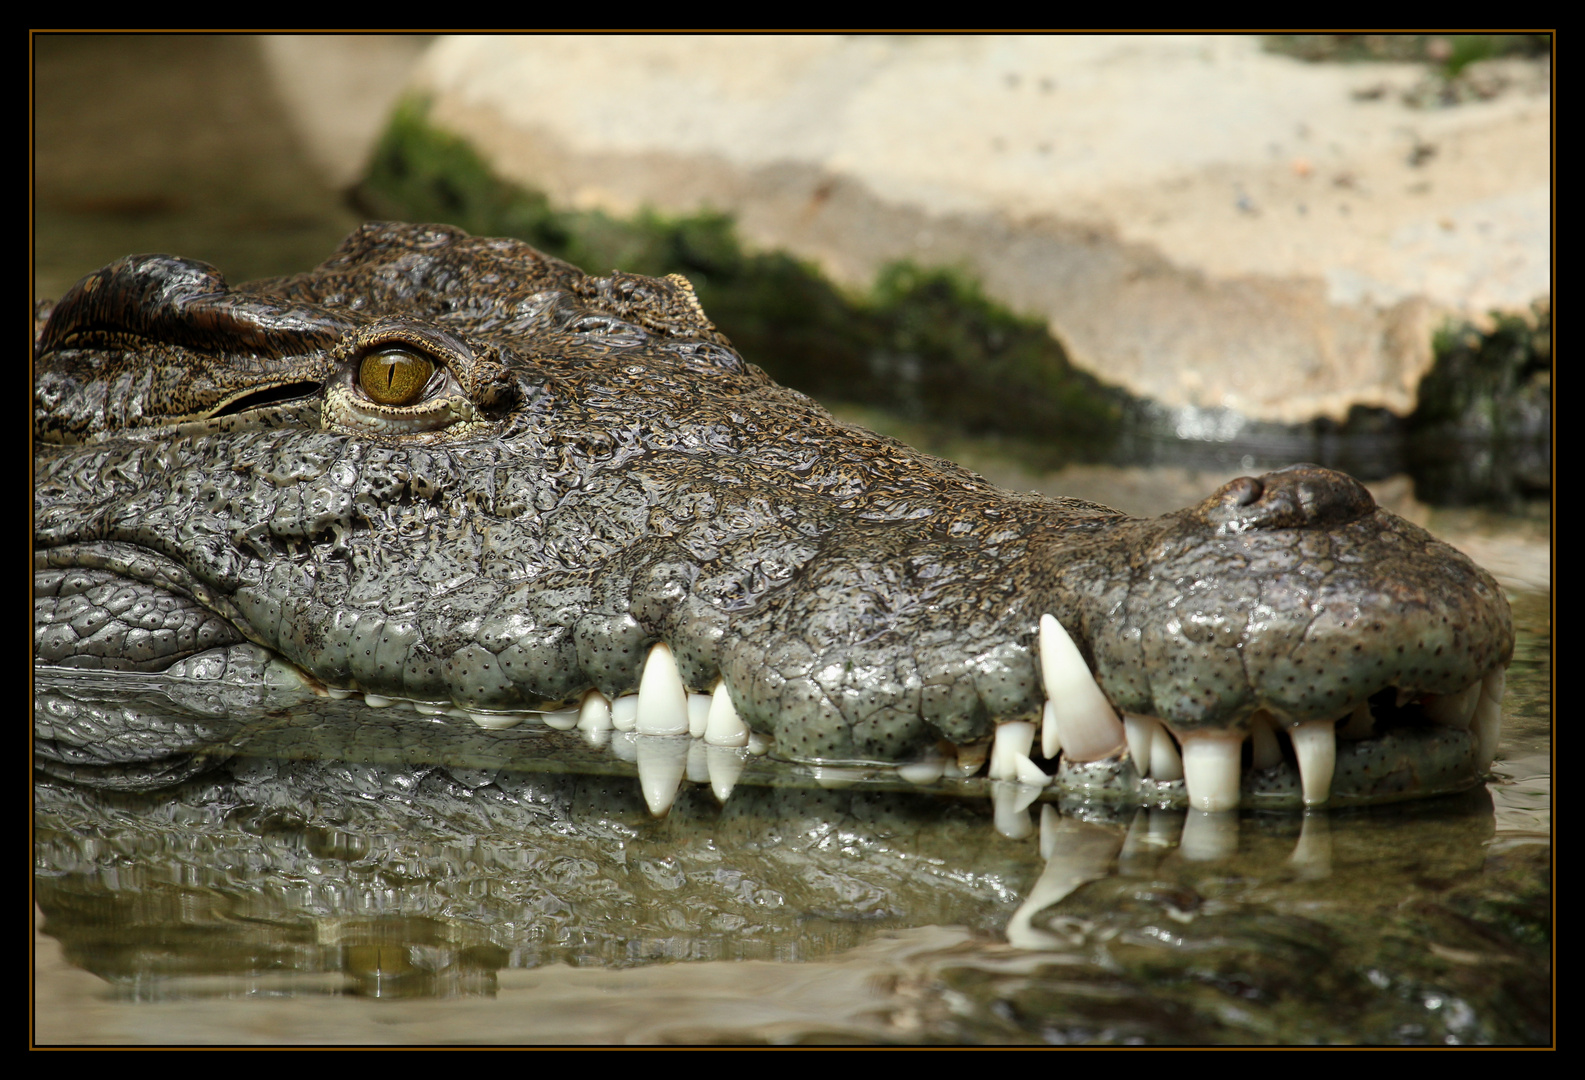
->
33, 222, 1514, 813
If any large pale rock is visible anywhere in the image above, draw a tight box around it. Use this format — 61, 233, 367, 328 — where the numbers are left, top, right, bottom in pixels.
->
326, 36, 1552, 424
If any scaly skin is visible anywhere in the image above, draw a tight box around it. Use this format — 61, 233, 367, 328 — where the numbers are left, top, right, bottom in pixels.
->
33, 223, 1513, 805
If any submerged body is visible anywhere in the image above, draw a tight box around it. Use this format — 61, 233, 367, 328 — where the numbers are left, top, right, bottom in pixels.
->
33, 223, 1512, 812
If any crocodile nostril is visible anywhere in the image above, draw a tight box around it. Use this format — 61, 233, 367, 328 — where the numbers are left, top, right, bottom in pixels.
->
1199, 465, 1375, 532
1227, 477, 1263, 506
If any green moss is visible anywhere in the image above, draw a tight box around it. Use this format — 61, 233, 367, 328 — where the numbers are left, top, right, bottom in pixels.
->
1413, 305, 1551, 440
357, 97, 1126, 461
1263, 34, 1550, 71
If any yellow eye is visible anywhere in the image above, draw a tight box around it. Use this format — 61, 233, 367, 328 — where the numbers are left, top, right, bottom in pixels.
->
358, 348, 436, 406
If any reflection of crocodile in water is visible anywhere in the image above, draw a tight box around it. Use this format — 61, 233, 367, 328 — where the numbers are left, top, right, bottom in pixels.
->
34, 222, 1513, 814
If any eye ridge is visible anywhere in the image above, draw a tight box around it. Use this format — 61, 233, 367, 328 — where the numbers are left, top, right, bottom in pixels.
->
358, 347, 437, 407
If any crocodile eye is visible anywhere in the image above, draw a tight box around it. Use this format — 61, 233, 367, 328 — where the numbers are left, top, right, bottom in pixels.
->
359, 348, 436, 406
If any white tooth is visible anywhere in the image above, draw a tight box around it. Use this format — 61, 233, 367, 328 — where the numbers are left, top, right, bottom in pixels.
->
1288, 809, 1332, 880
1249, 709, 1283, 770
611, 695, 638, 731
1180, 808, 1238, 861
326, 687, 354, 700
704, 681, 749, 747
1336, 701, 1374, 740
1125, 714, 1183, 782
635, 735, 689, 816
577, 689, 612, 731
1041, 699, 1062, 759
1290, 718, 1337, 807
990, 780, 1039, 840
1123, 714, 1155, 778
1038, 613, 1126, 761
897, 753, 946, 785
542, 707, 581, 731
577, 690, 612, 747
686, 738, 711, 784
414, 702, 448, 716
687, 693, 713, 738
1474, 668, 1506, 768
1150, 723, 1185, 782
706, 745, 747, 801
989, 721, 1036, 782
1015, 756, 1052, 787
1179, 731, 1244, 812
746, 732, 770, 756
1424, 681, 1480, 731
363, 694, 393, 708
468, 711, 522, 730
954, 739, 990, 777
636, 643, 689, 736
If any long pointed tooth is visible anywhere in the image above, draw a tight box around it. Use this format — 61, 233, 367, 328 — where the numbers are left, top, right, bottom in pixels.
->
610, 695, 638, 731
706, 745, 747, 801
1336, 701, 1374, 740
1123, 714, 1155, 777
1249, 709, 1283, 769
635, 735, 689, 816
1149, 722, 1184, 782
989, 720, 1036, 782
687, 693, 713, 738
1290, 718, 1337, 806
703, 681, 749, 747
636, 643, 689, 735
1038, 613, 1126, 761
1041, 699, 1062, 759
1424, 681, 1481, 731
1015, 756, 1052, 787
1179, 731, 1244, 812
1474, 668, 1506, 768
954, 739, 989, 777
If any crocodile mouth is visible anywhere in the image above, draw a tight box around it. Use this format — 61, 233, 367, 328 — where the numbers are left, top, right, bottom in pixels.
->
295, 609, 1506, 820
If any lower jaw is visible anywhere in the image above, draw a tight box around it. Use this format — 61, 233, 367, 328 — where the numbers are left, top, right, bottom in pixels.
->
1052, 724, 1488, 811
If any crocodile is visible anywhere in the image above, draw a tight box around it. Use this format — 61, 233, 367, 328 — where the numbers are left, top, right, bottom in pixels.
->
33, 222, 1514, 813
